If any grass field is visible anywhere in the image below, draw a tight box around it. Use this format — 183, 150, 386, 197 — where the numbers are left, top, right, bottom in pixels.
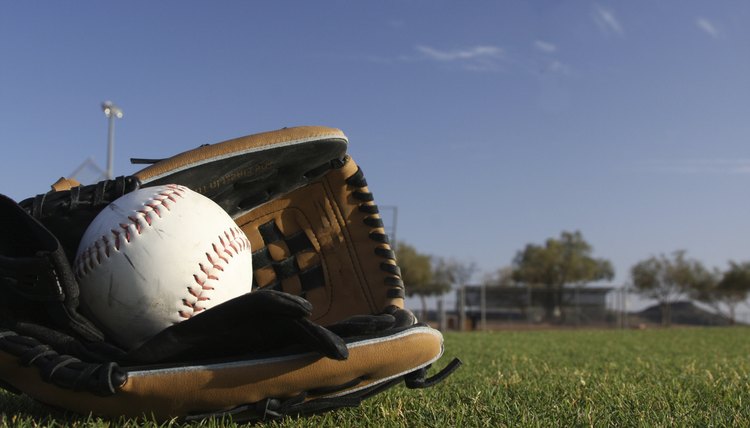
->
1, 327, 749, 427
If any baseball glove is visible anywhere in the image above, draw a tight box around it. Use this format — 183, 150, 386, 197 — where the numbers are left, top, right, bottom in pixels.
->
0, 126, 460, 422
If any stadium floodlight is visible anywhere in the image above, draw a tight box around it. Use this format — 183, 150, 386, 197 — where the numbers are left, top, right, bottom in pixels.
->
101, 101, 123, 179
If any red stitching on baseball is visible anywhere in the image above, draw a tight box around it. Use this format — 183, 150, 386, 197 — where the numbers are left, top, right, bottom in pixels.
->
103, 236, 111, 258
145, 203, 161, 218
194, 274, 205, 286
212, 243, 230, 264
94, 241, 103, 265
72, 185, 249, 323
74, 186, 187, 278
111, 230, 121, 251
178, 227, 251, 320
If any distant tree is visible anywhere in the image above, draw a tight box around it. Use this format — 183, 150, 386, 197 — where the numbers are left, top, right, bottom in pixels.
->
433, 258, 476, 325
481, 266, 516, 287
717, 262, 750, 324
433, 258, 478, 289
482, 265, 532, 316
512, 231, 614, 323
630, 250, 712, 327
693, 261, 750, 325
396, 242, 445, 320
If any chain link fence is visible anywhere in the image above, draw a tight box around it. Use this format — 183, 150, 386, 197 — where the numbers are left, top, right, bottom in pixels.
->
407, 285, 750, 331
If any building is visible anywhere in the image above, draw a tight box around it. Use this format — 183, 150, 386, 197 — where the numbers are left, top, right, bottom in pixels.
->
458, 285, 615, 326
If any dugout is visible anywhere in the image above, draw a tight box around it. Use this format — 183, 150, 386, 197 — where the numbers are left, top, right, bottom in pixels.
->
457, 285, 615, 328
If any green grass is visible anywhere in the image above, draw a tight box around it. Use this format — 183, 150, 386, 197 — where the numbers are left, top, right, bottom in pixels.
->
2, 327, 749, 427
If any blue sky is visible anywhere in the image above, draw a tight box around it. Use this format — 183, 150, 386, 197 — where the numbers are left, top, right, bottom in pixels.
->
1, 2, 749, 310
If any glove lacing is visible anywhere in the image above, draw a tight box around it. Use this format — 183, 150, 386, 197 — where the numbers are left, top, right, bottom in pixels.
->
20, 176, 141, 219
0, 330, 125, 396
344, 166, 405, 303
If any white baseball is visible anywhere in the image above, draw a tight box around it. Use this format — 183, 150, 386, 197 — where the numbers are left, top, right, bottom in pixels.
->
74, 184, 253, 350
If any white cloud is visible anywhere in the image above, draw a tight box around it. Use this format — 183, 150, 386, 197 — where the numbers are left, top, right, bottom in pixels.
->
639, 159, 750, 174
696, 18, 720, 38
415, 45, 503, 62
361, 43, 572, 76
534, 40, 557, 53
354, 45, 505, 71
592, 5, 624, 36
414, 45, 505, 72
545, 60, 571, 75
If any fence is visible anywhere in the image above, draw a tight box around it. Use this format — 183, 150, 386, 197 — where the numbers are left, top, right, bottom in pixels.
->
407, 285, 750, 330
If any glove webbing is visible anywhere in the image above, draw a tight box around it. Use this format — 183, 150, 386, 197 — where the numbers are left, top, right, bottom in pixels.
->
250, 221, 325, 295
0, 330, 125, 396
248, 164, 406, 303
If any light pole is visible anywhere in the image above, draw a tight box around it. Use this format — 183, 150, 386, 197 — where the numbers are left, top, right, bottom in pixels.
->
379, 205, 398, 250
102, 101, 123, 179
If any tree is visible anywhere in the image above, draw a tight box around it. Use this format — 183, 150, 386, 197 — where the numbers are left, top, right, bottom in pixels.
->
717, 262, 750, 324
395, 242, 448, 320
433, 258, 476, 327
630, 250, 712, 327
433, 258, 478, 289
694, 261, 750, 325
481, 266, 516, 287
512, 230, 614, 323
482, 265, 533, 317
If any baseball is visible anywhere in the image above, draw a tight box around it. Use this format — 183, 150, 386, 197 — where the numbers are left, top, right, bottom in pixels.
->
74, 184, 253, 350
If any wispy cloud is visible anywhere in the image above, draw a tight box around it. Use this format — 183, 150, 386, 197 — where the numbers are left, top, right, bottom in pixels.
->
639, 159, 750, 174
530, 40, 571, 76
415, 45, 503, 62
696, 18, 720, 38
415, 45, 505, 71
544, 60, 571, 75
358, 43, 571, 76
592, 5, 624, 36
534, 40, 557, 53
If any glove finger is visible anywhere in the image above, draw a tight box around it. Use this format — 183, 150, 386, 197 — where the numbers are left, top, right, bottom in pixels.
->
0, 195, 105, 342
127, 291, 325, 364
16, 177, 141, 262
177, 289, 313, 323
384, 307, 418, 328
292, 318, 348, 361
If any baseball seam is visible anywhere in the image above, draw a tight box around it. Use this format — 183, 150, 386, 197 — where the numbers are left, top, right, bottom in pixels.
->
179, 227, 250, 319
74, 184, 251, 321
74, 185, 189, 277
